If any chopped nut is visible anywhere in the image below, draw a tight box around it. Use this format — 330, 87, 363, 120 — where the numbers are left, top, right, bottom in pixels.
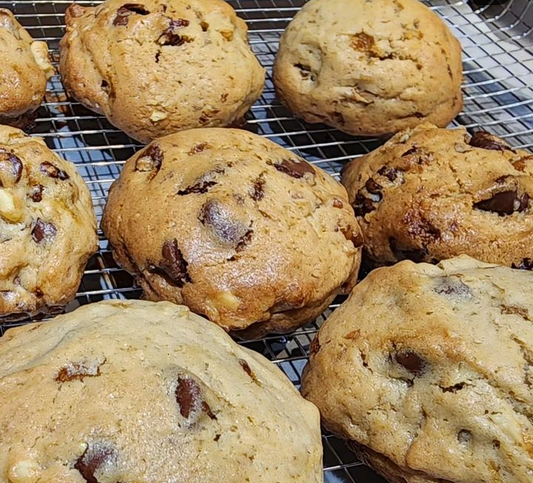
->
8, 459, 41, 482
150, 110, 168, 122
215, 291, 240, 310
30, 41, 54, 80
0, 190, 21, 223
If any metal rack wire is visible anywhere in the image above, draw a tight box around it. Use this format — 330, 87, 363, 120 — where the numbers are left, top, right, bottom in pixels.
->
0, 0, 531, 481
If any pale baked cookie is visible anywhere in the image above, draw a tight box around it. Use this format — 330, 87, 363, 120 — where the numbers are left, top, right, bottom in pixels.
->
273, 0, 463, 137
302, 256, 533, 483
0, 299, 323, 483
59, 0, 265, 143
341, 123, 533, 268
101, 128, 361, 338
0, 8, 54, 128
0, 126, 97, 321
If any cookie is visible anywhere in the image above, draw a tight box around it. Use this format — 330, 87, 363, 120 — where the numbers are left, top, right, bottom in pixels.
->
0, 8, 54, 128
0, 126, 97, 321
302, 256, 533, 483
273, 0, 463, 137
59, 0, 265, 143
0, 299, 322, 483
101, 128, 362, 338
341, 123, 533, 268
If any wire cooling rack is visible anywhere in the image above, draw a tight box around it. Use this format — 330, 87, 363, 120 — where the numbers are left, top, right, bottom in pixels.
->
0, 0, 532, 481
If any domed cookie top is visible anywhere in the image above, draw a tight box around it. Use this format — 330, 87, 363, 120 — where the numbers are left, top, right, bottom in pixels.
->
302, 256, 533, 483
59, 0, 265, 143
102, 128, 362, 338
0, 126, 97, 321
0, 299, 322, 483
341, 123, 533, 268
0, 8, 54, 128
273, 0, 463, 137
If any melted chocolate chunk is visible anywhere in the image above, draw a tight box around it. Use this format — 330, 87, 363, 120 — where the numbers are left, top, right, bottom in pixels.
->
434, 277, 472, 298
0, 152, 23, 183
188, 142, 209, 155
56, 362, 102, 382
40, 162, 69, 180
32, 219, 57, 243
29, 185, 44, 202
513, 258, 533, 270
469, 131, 513, 152
273, 158, 315, 179
250, 177, 265, 201
177, 180, 216, 195
159, 19, 192, 46
155, 239, 191, 287
239, 359, 260, 384
365, 178, 382, 194
341, 226, 364, 248
395, 351, 426, 376
309, 337, 321, 357
352, 193, 376, 217
175, 376, 201, 418
199, 200, 250, 246
332, 198, 343, 209
74, 443, 116, 483
235, 228, 253, 252
378, 166, 401, 182
135, 144, 163, 178
474, 190, 529, 216
113, 3, 150, 26
401, 146, 418, 157
201, 401, 217, 420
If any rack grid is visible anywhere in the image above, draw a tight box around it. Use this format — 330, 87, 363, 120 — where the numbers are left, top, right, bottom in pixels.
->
0, 0, 532, 481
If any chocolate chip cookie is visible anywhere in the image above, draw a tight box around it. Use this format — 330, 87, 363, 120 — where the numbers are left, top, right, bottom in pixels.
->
0, 8, 54, 128
341, 123, 533, 268
101, 128, 361, 338
273, 0, 463, 137
59, 0, 265, 143
0, 299, 322, 483
302, 256, 533, 483
0, 126, 97, 321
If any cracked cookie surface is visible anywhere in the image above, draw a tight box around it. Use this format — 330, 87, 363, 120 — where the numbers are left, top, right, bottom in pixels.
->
341, 123, 533, 268
0, 299, 322, 483
0, 8, 53, 128
302, 256, 533, 483
59, 0, 265, 143
0, 126, 97, 321
101, 128, 361, 338
273, 0, 463, 137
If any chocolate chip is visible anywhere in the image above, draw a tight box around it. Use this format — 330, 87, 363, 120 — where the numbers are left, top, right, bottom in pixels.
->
29, 185, 44, 202
156, 239, 191, 287
469, 131, 513, 152
352, 193, 376, 217
177, 180, 216, 195
474, 190, 529, 216
272, 158, 315, 179
250, 177, 265, 201
239, 359, 260, 384
442, 382, 465, 393
56, 362, 102, 383
135, 144, 163, 178
378, 166, 401, 182
309, 337, 321, 357
395, 351, 426, 376
365, 178, 382, 194
32, 219, 57, 243
389, 237, 427, 263
40, 162, 69, 180
434, 277, 472, 298
159, 19, 192, 46
199, 199, 250, 246
188, 142, 209, 155
201, 401, 217, 420
235, 228, 253, 252
113, 3, 150, 26
0, 152, 22, 183
402, 147, 418, 157
74, 443, 116, 483
341, 226, 364, 247
513, 258, 533, 270
175, 376, 200, 419
332, 198, 343, 208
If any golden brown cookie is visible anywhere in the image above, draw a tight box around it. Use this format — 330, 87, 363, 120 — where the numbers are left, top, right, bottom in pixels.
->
0, 8, 53, 128
273, 0, 463, 137
0, 126, 97, 321
341, 123, 533, 268
302, 256, 533, 483
0, 300, 323, 483
102, 128, 361, 338
59, 0, 265, 143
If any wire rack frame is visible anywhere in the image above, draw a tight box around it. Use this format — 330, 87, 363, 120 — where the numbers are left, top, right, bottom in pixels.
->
0, 0, 532, 481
